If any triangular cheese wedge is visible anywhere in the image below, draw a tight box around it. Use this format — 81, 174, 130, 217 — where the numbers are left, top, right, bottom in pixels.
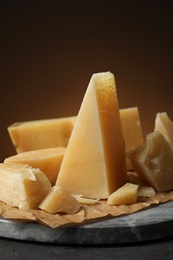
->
56, 72, 127, 199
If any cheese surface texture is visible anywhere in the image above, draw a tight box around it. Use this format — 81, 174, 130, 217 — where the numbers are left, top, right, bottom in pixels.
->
120, 107, 144, 170
0, 163, 51, 209
56, 72, 127, 199
8, 117, 76, 153
128, 131, 173, 192
4, 147, 66, 186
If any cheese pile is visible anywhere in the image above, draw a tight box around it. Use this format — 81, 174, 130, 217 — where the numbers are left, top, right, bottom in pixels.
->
1, 71, 173, 215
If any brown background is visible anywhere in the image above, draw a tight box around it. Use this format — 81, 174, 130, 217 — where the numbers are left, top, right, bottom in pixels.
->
1, 0, 173, 162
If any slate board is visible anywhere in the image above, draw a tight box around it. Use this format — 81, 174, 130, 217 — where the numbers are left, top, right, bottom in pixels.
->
0, 201, 173, 244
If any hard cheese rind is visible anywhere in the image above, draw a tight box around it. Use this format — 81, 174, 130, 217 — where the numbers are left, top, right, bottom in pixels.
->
0, 163, 51, 209
56, 72, 127, 199
4, 147, 66, 186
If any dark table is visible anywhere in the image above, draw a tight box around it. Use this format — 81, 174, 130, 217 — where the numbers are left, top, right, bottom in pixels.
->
0, 236, 173, 260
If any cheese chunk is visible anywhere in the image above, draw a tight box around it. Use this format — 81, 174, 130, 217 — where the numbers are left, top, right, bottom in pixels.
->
128, 131, 173, 192
39, 185, 80, 214
0, 163, 51, 209
154, 112, 173, 149
120, 107, 144, 170
56, 72, 127, 199
137, 186, 156, 197
8, 116, 76, 153
107, 183, 138, 205
4, 147, 66, 186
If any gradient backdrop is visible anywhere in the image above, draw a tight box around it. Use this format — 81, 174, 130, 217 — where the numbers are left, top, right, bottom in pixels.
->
1, 1, 173, 161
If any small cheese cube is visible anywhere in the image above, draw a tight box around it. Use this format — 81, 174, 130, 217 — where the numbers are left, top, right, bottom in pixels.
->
8, 116, 76, 153
0, 163, 51, 209
4, 147, 66, 186
56, 72, 127, 199
128, 131, 173, 192
107, 183, 138, 205
39, 185, 80, 214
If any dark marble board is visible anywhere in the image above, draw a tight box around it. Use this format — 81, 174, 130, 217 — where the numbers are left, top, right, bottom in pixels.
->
0, 201, 173, 244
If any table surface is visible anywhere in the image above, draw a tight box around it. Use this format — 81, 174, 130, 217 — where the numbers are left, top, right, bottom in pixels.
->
1, 201, 173, 259
0, 236, 173, 260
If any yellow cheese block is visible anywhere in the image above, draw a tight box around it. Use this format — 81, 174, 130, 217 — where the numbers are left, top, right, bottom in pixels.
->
154, 112, 173, 149
0, 163, 51, 209
56, 72, 127, 199
39, 185, 80, 214
8, 116, 76, 153
120, 107, 144, 170
4, 147, 66, 186
107, 183, 138, 205
128, 131, 173, 192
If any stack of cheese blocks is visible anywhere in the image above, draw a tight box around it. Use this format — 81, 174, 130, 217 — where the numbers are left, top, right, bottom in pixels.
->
2, 71, 172, 214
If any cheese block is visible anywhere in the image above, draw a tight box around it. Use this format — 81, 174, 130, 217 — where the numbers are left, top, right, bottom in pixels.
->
39, 185, 80, 214
154, 112, 173, 149
56, 72, 127, 199
8, 116, 76, 153
4, 147, 66, 186
0, 163, 51, 209
128, 131, 173, 192
120, 107, 144, 170
107, 183, 138, 205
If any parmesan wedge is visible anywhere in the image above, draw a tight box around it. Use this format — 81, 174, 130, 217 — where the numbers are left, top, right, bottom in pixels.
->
56, 72, 127, 199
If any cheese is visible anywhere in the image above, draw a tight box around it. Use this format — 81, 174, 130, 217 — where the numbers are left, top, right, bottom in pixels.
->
8, 116, 76, 153
8, 109, 143, 171
107, 183, 138, 205
39, 185, 80, 214
0, 163, 51, 209
75, 197, 99, 205
137, 186, 156, 197
128, 131, 173, 192
56, 72, 127, 199
120, 107, 144, 170
4, 147, 66, 186
154, 112, 173, 149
